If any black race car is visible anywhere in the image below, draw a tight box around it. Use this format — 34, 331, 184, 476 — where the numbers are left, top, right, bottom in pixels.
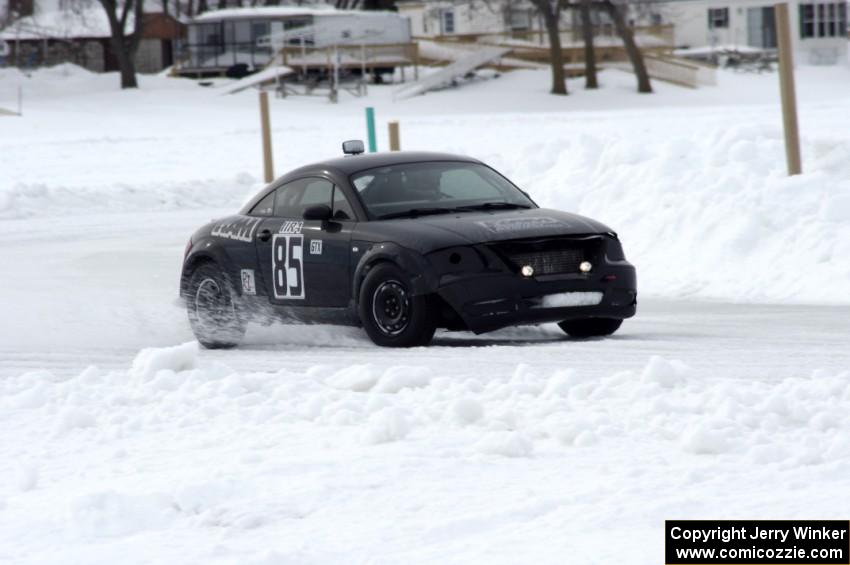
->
180, 141, 636, 348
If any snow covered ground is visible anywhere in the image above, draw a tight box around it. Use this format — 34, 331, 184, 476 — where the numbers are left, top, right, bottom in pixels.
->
1, 63, 849, 563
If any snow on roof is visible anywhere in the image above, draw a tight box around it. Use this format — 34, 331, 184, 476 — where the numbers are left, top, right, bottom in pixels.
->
0, 6, 116, 41
190, 6, 398, 23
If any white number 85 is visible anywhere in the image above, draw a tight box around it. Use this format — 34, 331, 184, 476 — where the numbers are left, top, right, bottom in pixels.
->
272, 234, 304, 299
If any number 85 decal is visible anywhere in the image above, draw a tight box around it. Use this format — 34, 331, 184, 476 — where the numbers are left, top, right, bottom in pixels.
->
272, 234, 305, 299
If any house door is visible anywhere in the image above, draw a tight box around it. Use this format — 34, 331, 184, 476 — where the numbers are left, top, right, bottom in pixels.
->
747, 7, 777, 48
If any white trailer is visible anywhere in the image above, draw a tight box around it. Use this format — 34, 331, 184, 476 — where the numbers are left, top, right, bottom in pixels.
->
182, 6, 413, 75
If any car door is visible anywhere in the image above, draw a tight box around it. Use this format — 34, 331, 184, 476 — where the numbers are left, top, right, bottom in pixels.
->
253, 177, 355, 308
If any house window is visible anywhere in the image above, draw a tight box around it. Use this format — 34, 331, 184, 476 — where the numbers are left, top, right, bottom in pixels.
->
708, 7, 729, 29
251, 21, 269, 43
799, 2, 847, 38
509, 8, 531, 31
442, 9, 455, 34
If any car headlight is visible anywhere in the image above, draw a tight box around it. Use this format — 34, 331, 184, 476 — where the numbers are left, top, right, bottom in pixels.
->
605, 237, 626, 261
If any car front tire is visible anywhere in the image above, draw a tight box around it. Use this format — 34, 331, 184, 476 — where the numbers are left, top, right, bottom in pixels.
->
187, 263, 245, 349
558, 318, 623, 338
359, 263, 436, 347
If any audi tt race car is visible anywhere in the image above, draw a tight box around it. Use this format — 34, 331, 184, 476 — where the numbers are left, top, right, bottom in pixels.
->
179, 141, 637, 348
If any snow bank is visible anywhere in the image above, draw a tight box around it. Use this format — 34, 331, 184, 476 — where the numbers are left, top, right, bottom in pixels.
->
516, 121, 850, 303
2, 348, 850, 563
4, 351, 848, 466
0, 175, 261, 220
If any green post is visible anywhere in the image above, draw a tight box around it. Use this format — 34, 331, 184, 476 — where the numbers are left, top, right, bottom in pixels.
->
365, 107, 377, 153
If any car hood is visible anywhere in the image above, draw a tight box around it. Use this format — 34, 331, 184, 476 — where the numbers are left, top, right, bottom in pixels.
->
355, 208, 614, 253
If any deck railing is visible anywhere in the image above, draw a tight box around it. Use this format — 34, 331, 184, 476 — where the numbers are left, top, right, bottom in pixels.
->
277, 42, 419, 73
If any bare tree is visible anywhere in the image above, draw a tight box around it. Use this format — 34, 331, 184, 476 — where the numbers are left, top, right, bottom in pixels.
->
97, 0, 145, 88
600, 0, 651, 92
527, 0, 568, 95
578, 0, 597, 88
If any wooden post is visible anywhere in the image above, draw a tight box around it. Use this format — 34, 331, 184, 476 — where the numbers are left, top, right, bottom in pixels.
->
259, 90, 274, 183
413, 43, 419, 81
388, 120, 401, 151
775, 2, 802, 176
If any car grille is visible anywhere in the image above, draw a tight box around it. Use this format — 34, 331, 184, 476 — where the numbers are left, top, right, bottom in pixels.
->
493, 237, 601, 276
508, 248, 585, 275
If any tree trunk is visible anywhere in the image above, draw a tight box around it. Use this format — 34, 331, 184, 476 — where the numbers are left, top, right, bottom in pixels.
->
98, 0, 144, 89
115, 42, 138, 88
538, 4, 567, 95
603, 0, 651, 93
579, 0, 597, 88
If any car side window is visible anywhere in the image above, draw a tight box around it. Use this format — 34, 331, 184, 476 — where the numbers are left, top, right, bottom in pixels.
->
274, 177, 333, 218
249, 190, 275, 217
332, 186, 355, 220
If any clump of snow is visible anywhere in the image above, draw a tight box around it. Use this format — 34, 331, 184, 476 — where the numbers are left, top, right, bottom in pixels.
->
9, 382, 49, 409
475, 431, 534, 457
373, 366, 432, 393
573, 429, 598, 447
325, 365, 379, 392
748, 444, 789, 464
16, 463, 39, 492
326, 365, 432, 393
360, 407, 411, 444
69, 491, 177, 538
449, 398, 484, 425
640, 355, 689, 388
680, 423, 730, 455
130, 342, 198, 381
55, 407, 97, 433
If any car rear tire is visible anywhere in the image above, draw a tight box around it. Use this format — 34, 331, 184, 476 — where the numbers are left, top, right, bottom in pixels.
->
558, 318, 623, 338
187, 263, 245, 349
359, 263, 436, 347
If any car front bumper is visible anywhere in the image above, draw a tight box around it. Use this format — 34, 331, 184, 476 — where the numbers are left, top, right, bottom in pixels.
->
435, 262, 637, 334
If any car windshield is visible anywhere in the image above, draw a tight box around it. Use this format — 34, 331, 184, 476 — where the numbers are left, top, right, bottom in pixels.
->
350, 161, 535, 219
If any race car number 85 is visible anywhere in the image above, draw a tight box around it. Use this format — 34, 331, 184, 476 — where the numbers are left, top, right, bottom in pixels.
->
272, 234, 305, 299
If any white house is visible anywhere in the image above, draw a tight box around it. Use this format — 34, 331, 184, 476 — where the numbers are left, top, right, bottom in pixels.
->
398, 0, 848, 65
396, 0, 544, 38
640, 0, 848, 64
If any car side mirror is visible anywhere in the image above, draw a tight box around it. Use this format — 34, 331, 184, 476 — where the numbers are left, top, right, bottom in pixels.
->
342, 140, 364, 155
303, 204, 332, 221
